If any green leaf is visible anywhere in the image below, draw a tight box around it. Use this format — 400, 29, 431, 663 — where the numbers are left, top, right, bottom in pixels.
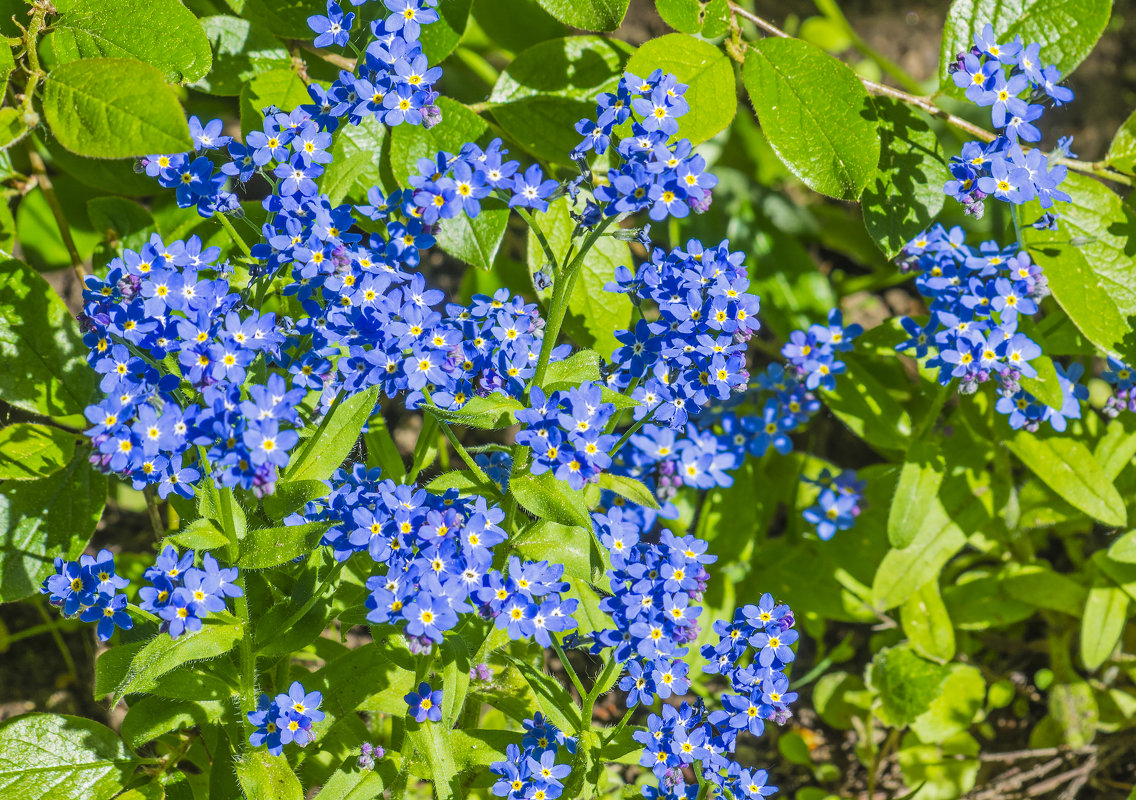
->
868, 644, 948, 727
909, 664, 985, 744
655, 0, 702, 32
1048, 681, 1099, 747
42, 58, 193, 158
900, 580, 955, 662
425, 392, 524, 430
821, 353, 911, 453
888, 439, 945, 548
1020, 174, 1136, 364
514, 520, 605, 582
239, 68, 310, 138
165, 518, 229, 551
389, 97, 487, 186
596, 473, 659, 510
284, 386, 379, 483
236, 751, 303, 800
0, 423, 76, 480
313, 760, 394, 800
510, 470, 593, 528
542, 349, 603, 389
1001, 562, 1088, 615
1080, 575, 1129, 671
119, 696, 224, 749
435, 200, 510, 270
527, 197, 632, 358
0, 713, 137, 799
418, 0, 472, 64
500, 653, 582, 732
0, 258, 94, 417
50, 0, 212, 84
534, 0, 630, 31
1108, 529, 1136, 564
1018, 353, 1065, 410
625, 33, 736, 146
193, 15, 291, 96
743, 37, 880, 200
1006, 432, 1127, 527
427, 469, 500, 497
488, 36, 633, 164
0, 446, 105, 602
0, 108, 28, 150
939, 0, 1110, 89
439, 635, 472, 727
238, 521, 331, 569
321, 115, 387, 205
111, 618, 243, 701
862, 99, 947, 259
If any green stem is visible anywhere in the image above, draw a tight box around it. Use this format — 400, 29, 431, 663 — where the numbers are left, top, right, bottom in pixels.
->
581, 657, 621, 731
25, 141, 85, 280
433, 414, 500, 494
217, 213, 253, 260
126, 603, 161, 625
517, 208, 560, 276
142, 486, 165, 540
405, 412, 439, 484
279, 558, 344, 632
606, 704, 635, 742
607, 406, 658, 457
451, 47, 500, 90
552, 639, 586, 699
34, 595, 78, 686
217, 487, 257, 737
1, 617, 82, 646
912, 381, 949, 442
531, 216, 617, 389
1010, 203, 1025, 248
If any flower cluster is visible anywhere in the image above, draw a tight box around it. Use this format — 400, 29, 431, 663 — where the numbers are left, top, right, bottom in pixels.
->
489, 713, 576, 800
79, 235, 302, 497
1102, 358, 1136, 417
295, 465, 577, 647
141, 0, 443, 218
945, 23, 1072, 217
573, 70, 718, 221
248, 681, 325, 756
781, 310, 862, 392
636, 592, 800, 799
592, 510, 710, 694
802, 469, 865, 540
139, 546, 243, 639
515, 383, 618, 489
41, 550, 133, 642
606, 239, 760, 430
898, 224, 1086, 430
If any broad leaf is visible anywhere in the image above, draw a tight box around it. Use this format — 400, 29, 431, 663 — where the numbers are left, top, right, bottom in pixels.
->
111, 618, 243, 701
510, 470, 593, 529
236, 751, 303, 800
743, 37, 880, 200
821, 354, 911, 454
389, 97, 488, 186
887, 439, 944, 548
900, 580, 955, 662
939, 0, 1110, 89
0, 447, 105, 602
1006, 432, 1126, 527
514, 520, 604, 582
1108, 529, 1136, 564
238, 522, 332, 569
284, 386, 379, 483
596, 473, 659, 510
426, 393, 524, 430
435, 200, 510, 271
322, 116, 387, 205
625, 33, 736, 146
1020, 174, 1136, 365
50, 0, 212, 84
489, 36, 633, 164
419, 0, 473, 64
868, 644, 948, 727
500, 653, 582, 732
0, 423, 76, 480
534, 0, 630, 31
194, 15, 291, 96
120, 696, 224, 749
862, 99, 947, 259
239, 68, 310, 138
0, 713, 137, 799
42, 58, 193, 158
1080, 575, 1128, 671
909, 664, 985, 743
0, 258, 94, 417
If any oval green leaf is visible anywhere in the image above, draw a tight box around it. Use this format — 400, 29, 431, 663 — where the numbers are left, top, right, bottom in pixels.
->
43, 57, 193, 158
743, 37, 880, 200
535, 0, 630, 31
0, 423, 76, 480
0, 713, 137, 799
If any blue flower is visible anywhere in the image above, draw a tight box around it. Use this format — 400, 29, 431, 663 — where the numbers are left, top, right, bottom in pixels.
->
405, 681, 444, 723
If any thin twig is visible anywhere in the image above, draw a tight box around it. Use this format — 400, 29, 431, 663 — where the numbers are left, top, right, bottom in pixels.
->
25, 142, 86, 279
727, 2, 1136, 187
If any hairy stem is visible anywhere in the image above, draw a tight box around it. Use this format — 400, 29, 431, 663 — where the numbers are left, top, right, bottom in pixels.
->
218, 487, 257, 738
25, 142, 86, 280
217, 213, 254, 260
